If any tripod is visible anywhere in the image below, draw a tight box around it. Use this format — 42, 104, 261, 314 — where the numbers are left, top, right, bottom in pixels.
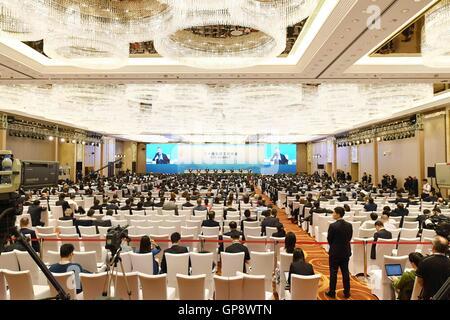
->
102, 248, 132, 300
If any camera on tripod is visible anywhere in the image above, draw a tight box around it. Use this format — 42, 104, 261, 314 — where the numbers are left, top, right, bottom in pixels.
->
105, 225, 129, 255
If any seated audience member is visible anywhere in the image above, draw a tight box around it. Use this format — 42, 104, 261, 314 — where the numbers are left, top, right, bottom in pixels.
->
272, 223, 286, 238
201, 211, 220, 230
80, 209, 97, 220
162, 194, 178, 215
288, 248, 315, 287
392, 252, 424, 300
102, 209, 115, 221
261, 208, 279, 236
19, 217, 40, 253
343, 204, 351, 212
225, 231, 251, 273
224, 221, 244, 240
90, 199, 103, 214
193, 198, 207, 213
224, 200, 237, 219
137, 235, 161, 275
380, 213, 396, 231
240, 209, 256, 231
309, 201, 332, 225
59, 208, 74, 221
160, 232, 189, 274
370, 221, 393, 259
182, 195, 194, 208
28, 200, 47, 227
390, 203, 409, 227
416, 236, 450, 300
142, 197, 154, 208
133, 202, 145, 214
364, 198, 378, 212
56, 194, 71, 212
337, 192, 349, 202
361, 212, 378, 229
66, 194, 79, 212
49, 244, 90, 294
282, 232, 297, 254
120, 234, 133, 253
120, 199, 132, 212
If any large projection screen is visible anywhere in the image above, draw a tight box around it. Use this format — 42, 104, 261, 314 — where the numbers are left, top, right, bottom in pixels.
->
435, 163, 450, 188
146, 144, 297, 174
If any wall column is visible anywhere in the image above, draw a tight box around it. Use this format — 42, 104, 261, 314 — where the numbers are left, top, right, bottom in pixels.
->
417, 128, 425, 194
332, 140, 337, 178
0, 114, 7, 150
373, 140, 379, 186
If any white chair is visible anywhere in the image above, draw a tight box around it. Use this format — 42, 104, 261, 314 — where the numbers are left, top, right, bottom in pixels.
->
201, 226, 220, 236
421, 229, 437, 241
98, 226, 111, 238
59, 226, 77, 235
113, 271, 140, 300
181, 226, 198, 237
199, 235, 218, 261
79, 272, 108, 300
396, 237, 420, 257
239, 273, 272, 300
50, 206, 64, 220
371, 238, 397, 271
130, 252, 154, 275
165, 252, 190, 291
159, 226, 176, 236
150, 234, 170, 255
213, 275, 244, 300
243, 221, 260, 228
0, 250, 19, 271
278, 252, 293, 300
265, 226, 277, 239
48, 271, 78, 300
190, 252, 214, 299
177, 274, 209, 300
220, 252, 245, 277
3, 270, 50, 300
400, 228, 419, 238
73, 251, 98, 273
249, 251, 274, 292
116, 251, 133, 273
421, 237, 434, 255
390, 228, 401, 239
111, 219, 127, 227
410, 277, 423, 300
244, 226, 261, 237
78, 226, 97, 236
359, 227, 376, 238
139, 273, 176, 300
59, 234, 81, 252
289, 274, 321, 300
36, 226, 55, 235
57, 219, 73, 227
245, 235, 267, 253
403, 221, 419, 229
45, 250, 60, 265
0, 270, 7, 300
81, 234, 104, 263
39, 233, 60, 264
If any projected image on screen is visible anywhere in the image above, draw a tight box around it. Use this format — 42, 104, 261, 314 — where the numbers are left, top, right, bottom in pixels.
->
146, 144, 296, 174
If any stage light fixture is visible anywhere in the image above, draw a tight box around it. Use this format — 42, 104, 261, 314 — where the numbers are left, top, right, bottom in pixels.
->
72, 139, 76, 144
48, 136, 54, 141
60, 138, 65, 143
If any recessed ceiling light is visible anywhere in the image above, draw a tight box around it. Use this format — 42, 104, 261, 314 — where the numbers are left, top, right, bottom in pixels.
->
402, 9, 409, 13
352, 19, 359, 23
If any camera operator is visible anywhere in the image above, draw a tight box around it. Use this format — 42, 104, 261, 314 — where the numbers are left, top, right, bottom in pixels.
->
28, 199, 47, 227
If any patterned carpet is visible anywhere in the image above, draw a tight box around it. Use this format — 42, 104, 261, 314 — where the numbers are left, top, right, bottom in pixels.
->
261, 192, 378, 300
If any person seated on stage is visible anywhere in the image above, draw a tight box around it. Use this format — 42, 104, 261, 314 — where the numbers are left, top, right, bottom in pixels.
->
137, 235, 161, 275
287, 248, 315, 289
391, 252, 424, 300
49, 244, 91, 294
361, 212, 379, 229
160, 232, 189, 274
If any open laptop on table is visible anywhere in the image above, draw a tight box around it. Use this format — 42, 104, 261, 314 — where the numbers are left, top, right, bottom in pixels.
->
385, 263, 403, 281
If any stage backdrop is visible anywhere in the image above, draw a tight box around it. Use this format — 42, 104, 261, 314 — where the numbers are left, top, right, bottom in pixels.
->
146, 144, 296, 174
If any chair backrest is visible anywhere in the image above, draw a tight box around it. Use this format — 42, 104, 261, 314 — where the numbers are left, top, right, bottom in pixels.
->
111, 219, 127, 227
81, 234, 103, 262
265, 226, 277, 239
117, 251, 133, 273
159, 226, 176, 236
249, 251, 274, 292
46, 250, 61, 265
400, 228, 419, 238
244, 226, 261, 237
59, 234, 81, 252
290, 274, 321, 300
410, 277, 423, 300
213, 275, 244, 300
220, 252, 245, 276
48, 271, 77, 300
139, 273, 169, 300
80, 272, 108, 300
403, 221, 419, 229
59, 226, 78, 235
73, 251, 98, 273
382, 255, 409, 283
201, 226, 220, 236
114, 272, 139, 300
3, 270, 35, 300
130, 252, 154, 275
397, 237, 420, 256
0, 270, 6, 300
177, 274, 206, 300
0, 250, 20, 271
165, 252, 190, 289
181, 226, 198, 237
240, 273, 266, 300
79, 226, 97, 236
136, 226, 155, 236
421, 237, 434, 255
245, 235, 267, 252
98, 226, 111, 237
190, 252, 214, 278
421, 228, 437, 241
36, 226, 55, 235
279, 252, 293, 286
358, 227, 376, 238
243, 221, 259, 228
14, 250, 41, 285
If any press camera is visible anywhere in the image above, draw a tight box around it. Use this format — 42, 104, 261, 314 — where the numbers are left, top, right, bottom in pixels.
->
105, 225, 129, 255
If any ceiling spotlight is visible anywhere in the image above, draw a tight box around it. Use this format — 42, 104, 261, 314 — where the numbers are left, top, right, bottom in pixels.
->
376, 137, 381, 142
48, 136, 54, 141
91, 142, 95, 146
356, 140, 360, 145
82, 141, 86, 145
72, 139, 76, 144
349, 142, 352, 146
365, 138, 370, 143
60, 138, 65, 143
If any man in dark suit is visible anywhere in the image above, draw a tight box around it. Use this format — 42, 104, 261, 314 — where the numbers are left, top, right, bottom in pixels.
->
182, 195, 194, 208
270, 148, 288, 165
201, 211, 220, 229
364, 198, 378, 212
337, 192, 349, 202
390, 203, 409, 228
240, 209, 256, 232
370, 221, 393, 259
28, 200, 47, 227
55, 194, 70, 212
326, 206, 353, 299
160, 232, 188, 274
19, 217, 40, 253
261, 208, 279, 236
152, 147, 170, 164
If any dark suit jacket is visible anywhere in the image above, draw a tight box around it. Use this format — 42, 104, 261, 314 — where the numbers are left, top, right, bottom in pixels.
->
28, 205, 46, 227
391, 207, 409, 227
20, 228, 40, 252
288, 260, 315, 285
261, 216, 279, 235
327, 219, 353, 258
56, 200, 70, 212
364, 203, 378, 212
370, 229, 392, 259
201, 220, 220, 228
240, 217, 257, 232
90, 204, 103, 214
182, 202, 194, 207
270, 153, 288, 165
153, 153, 170, 164
160, 244, 189, 274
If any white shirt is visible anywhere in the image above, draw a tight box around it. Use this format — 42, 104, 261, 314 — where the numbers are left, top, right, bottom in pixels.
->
423, 183, 431, 194
361, 220, 376, 229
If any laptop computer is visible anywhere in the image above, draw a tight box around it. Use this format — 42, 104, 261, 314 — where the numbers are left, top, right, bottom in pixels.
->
385, 263, 403, 281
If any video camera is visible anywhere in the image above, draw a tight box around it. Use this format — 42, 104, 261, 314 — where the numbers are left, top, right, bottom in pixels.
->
105, 225, 129, 255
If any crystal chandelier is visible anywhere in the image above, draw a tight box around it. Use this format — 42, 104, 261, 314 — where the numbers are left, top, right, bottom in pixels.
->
0, 2, 44, 40
422, 0, 450, 67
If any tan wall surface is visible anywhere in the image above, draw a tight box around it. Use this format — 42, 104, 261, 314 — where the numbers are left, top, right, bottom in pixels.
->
424, 114, 446, 188
7, 136, 55, 161
137, 143, 147, 174
358, 143, 375, 180
336, 146, 350, 172
296, 143, 307, 173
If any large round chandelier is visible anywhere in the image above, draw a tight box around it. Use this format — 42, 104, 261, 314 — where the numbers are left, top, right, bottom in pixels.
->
154, 2, 286, 69
0, 2, 44, 40
422, 0, 450, 68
